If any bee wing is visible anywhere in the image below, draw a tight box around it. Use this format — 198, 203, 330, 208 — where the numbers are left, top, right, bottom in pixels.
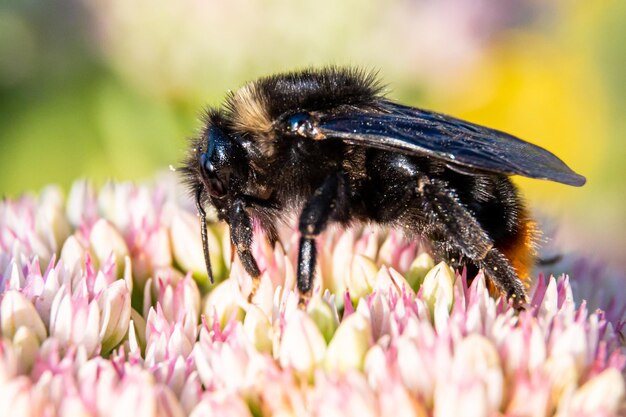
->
318, 101, 586, 186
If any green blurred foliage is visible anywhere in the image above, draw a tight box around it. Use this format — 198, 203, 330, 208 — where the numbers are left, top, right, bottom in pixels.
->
0, 0, 624, 266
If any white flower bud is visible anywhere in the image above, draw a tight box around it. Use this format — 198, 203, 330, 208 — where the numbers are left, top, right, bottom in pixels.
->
89, 219, 129, 276
97, 181, 132, 232
307, 295, 339, 343
567, 368, 625, 415
421, 262, 455, 318
346, 255, 377, 302
372, 266, 415, 297
406, 252, 435, 290
456, 335, 503, 409
204, 279, 244, 329
189, 394, 253, 417
324, 313, 372, 373
60, 234, 88, 271
128, 308, 147, 355
1, 291, 47, 343
98, 280, 132, 354
0, 341, 18, 385
0, 378, 44, 417
36, 185, 71, 253
49, 289, 101, 356
12, 326, 40, 374
397, 336, 433, 400
170, 209, 222, 286
66, 180, 96, 228
243, 305, 272, 353
279, 310, 326, 379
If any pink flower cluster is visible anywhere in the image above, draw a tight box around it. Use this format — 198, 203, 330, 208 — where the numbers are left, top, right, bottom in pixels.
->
0, 178, 624, 416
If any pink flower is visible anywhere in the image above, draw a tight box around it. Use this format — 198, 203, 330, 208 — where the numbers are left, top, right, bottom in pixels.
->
190, 392, 253, 417
0, 376, 47, 417
47, 273, 131, 357
1, 290, 47, 343
0, 176, 623, 416
310, 371, 378, 417
324, 312, 372, 373
279, 309, 327, 379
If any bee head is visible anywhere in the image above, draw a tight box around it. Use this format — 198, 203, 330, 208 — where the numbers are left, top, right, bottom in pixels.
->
181, 112, 251, 283
200, 125, 248, 201
184, 112, 250, 214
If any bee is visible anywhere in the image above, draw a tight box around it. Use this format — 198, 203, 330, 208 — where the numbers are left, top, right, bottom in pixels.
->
182, 67, 585, 308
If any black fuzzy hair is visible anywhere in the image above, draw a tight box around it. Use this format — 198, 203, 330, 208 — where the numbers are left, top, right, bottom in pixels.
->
227, 66, 384, 120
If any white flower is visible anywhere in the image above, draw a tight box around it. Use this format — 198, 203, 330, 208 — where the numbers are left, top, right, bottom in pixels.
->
49, 286, 101, 356
306, 295, 339, 343
243, 304, 272, 353
12, 327, 40, 373
36, 185, 71, 254
346, 255, 378, 301
562, 368, 625, 416
170, 208, 222, 285
372, 266, 415, 297
0, 290, 47, 343
324, 313, 372, 373
60, 234, 89, 271
204, 279, 245, 329
66, 180, 97, 228
421, 261, 455, 319
406, 252, 435, 289
89, 219, 130, 276
98, 280, 131, 354
279, 309, 326, 379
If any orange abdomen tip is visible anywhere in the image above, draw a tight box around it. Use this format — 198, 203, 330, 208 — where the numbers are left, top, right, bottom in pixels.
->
499, 214, 539, 288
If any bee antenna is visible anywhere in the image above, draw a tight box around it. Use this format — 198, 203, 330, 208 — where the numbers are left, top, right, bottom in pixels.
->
195, 187, 214, 284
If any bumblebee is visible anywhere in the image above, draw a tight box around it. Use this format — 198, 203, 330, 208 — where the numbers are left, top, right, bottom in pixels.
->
182, 67, 585, 308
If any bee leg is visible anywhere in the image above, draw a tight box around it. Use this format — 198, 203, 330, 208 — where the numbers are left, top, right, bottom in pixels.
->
428, 245, 477, 278
480, 249, 527, 308
430, 240, 525, 308
417, 177, 526, 307
297, 172, 348, 307
229, 199, 261, 300
416, 177, 493, 260
242, 194, 281, 247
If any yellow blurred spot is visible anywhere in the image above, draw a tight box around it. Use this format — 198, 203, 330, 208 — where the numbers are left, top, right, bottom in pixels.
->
439, 31, 609, 203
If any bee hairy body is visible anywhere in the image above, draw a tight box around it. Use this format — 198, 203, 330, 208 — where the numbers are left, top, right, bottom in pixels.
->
252, 141, 534, 289
183, 67, 584, 308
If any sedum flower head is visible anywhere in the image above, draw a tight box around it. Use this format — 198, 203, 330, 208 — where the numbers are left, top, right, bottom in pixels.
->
0, 176, 623, 416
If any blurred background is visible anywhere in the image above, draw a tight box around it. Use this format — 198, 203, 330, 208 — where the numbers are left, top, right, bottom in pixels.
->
0, 0, 624, 271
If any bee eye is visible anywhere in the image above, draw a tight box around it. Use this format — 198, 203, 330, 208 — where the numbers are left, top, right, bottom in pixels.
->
286, 112, 312, 135
199, 125, 249, 199
200, 153, 215, 174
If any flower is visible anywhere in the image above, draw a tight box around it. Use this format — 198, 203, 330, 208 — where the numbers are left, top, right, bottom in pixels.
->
0, 176, 624, 416
279, 309, 327, 380
324, 312, 372, 373
1, 290, 47, 343
421, 261, 456, 318
170, 207, 223, 289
